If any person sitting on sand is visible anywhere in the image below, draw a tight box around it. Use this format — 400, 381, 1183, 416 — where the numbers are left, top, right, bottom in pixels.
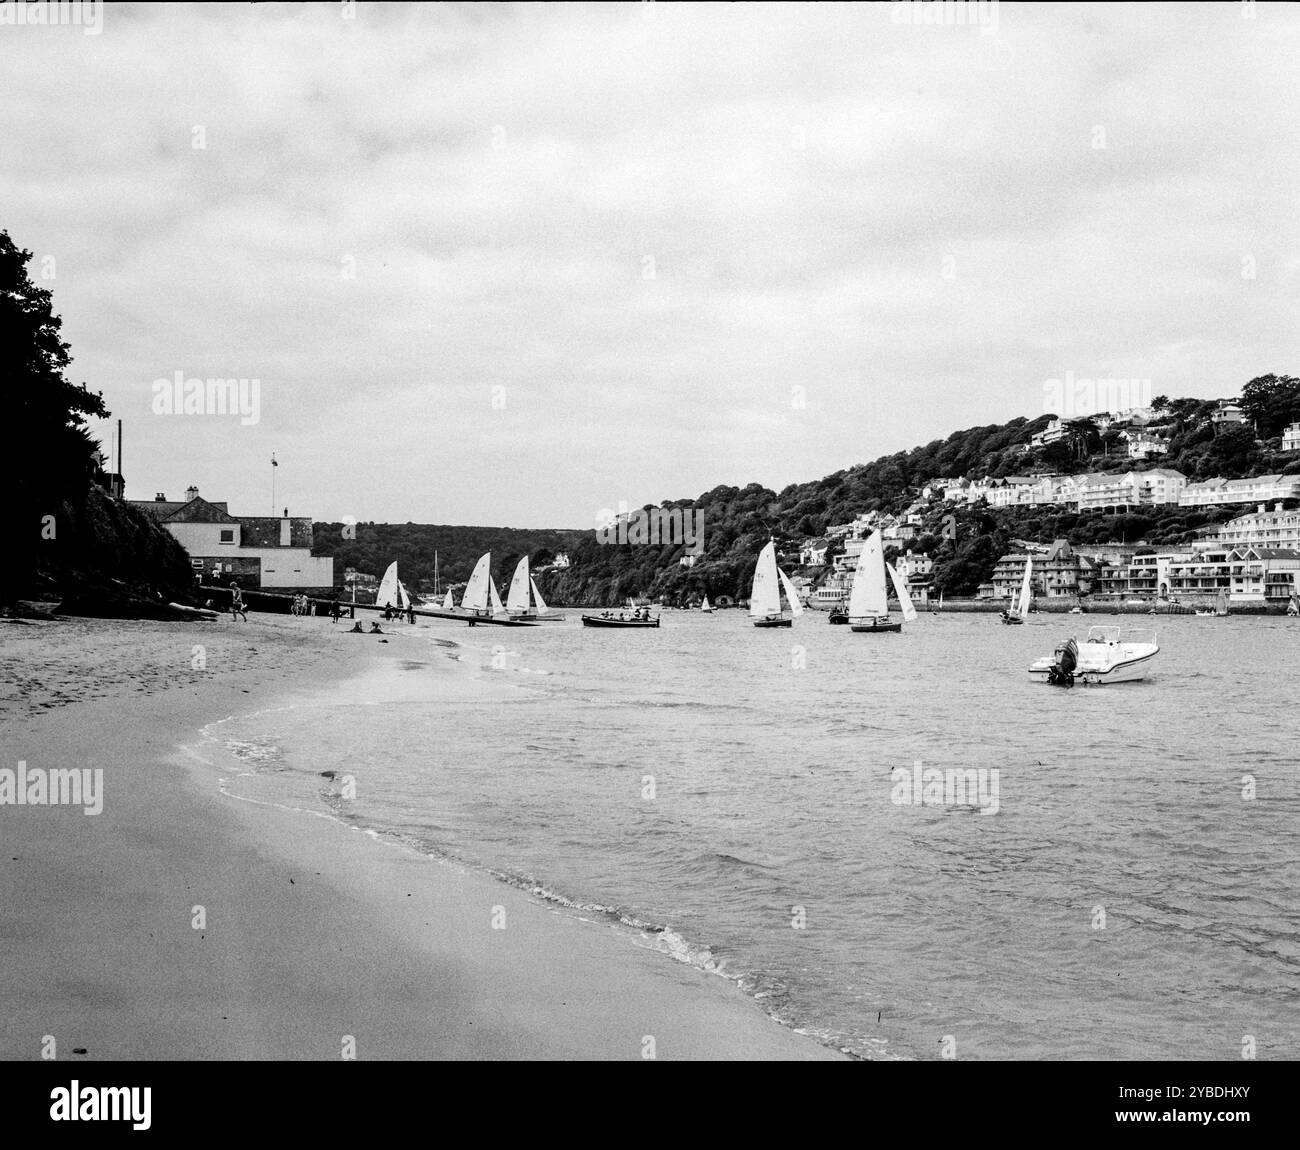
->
349, 621, 364, 633
370, 622, 384, 633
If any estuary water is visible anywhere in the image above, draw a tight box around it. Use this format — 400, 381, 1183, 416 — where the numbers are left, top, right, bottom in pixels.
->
210, 610, 1300, 1060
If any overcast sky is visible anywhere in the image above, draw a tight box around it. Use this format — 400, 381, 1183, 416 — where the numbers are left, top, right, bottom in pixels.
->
4, 2, 1297, 527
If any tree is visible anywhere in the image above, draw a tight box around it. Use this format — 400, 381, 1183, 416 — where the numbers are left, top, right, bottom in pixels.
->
1239, 374, 1300, 439
5, 230, 109, 599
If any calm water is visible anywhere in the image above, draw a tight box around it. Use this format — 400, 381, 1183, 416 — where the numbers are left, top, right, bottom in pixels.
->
210, 610, 1300, 1060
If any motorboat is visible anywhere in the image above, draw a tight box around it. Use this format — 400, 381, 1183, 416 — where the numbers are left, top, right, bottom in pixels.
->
1028, 626, 1159, 686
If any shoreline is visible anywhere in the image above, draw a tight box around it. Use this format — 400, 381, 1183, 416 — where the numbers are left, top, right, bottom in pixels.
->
0, 614, 845, 1060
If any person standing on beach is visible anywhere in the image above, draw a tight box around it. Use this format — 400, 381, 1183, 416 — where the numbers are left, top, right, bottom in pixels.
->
230, 582, 247, 622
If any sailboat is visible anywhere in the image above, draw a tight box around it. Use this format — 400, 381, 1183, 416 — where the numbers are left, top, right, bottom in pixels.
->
460, 553, 536, 626
887, 562, 919, 624
441, 589, 455, 610
375, 561, 413, 614
1197, 588, 1229, 617
847, 530, 902, 633
699, 594, 715, 613
1287, 592, 1299, 618
749, 540, 804, 628
1001, 556, 1033, 625
506, 556, 564, 621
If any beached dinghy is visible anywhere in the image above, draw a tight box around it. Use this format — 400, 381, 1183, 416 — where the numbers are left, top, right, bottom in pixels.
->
506, 556, 564, 621
460, 553, 537, 626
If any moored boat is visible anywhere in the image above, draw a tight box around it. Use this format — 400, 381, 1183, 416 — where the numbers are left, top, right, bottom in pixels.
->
1028, 625, 1158, 685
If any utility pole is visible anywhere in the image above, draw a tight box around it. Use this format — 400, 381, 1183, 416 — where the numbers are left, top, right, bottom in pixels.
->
271, 453, 278, 514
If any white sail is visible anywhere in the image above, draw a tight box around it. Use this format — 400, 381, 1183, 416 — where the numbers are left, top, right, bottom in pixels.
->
398, 580, 411, 610
530, 577, 550, 613
507, 556, 532, 614
376, 562, 400, 609
778, 566, 804, 618
1216, 588, 1228, 616
462, 553, 492, 613
1015, 556, 1033, 618
701, 595, 711, 611
442, 590, 455, 610
489, 580, 506, 616
887, 563, 918, 622
848, 531, 889, 618
749, 541, 782, 618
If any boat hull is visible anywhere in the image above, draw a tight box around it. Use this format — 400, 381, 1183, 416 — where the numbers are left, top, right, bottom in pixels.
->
828, 611, 849, 625
752, 616, 792, 628
849, 620, 902, 633
581, 615, 660, 628
1027, 647, 1157, 684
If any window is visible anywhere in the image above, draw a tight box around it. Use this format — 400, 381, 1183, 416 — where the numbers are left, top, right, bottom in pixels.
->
219, 529, 235, 544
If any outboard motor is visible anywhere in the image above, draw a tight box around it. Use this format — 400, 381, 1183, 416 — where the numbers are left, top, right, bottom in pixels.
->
1047, 636, 1078, 688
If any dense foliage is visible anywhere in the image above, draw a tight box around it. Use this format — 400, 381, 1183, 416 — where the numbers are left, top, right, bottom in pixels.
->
3, 228, 192, 602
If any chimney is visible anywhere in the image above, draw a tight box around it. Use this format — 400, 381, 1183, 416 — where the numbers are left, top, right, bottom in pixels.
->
185, 485, 199, 502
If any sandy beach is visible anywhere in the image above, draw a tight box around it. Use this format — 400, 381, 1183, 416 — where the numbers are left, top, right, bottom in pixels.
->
0, 613, 844, 1060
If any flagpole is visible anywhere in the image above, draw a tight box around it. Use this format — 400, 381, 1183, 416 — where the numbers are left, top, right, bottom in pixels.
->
271, 453, 277, 515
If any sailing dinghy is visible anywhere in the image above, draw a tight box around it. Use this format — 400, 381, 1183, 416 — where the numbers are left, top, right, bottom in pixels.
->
847, 530, 903, 633
749, 540, 804, 628
1001, 556, 1032, 625
461, 553, 536, 626
506, 557, 564, 621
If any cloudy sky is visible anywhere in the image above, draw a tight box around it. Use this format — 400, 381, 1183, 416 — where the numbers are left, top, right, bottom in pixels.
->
4, 2, 1297, 527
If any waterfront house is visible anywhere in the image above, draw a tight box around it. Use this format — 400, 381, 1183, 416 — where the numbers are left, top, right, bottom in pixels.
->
1282, 422, 1300, 452
131, 486, 334, 592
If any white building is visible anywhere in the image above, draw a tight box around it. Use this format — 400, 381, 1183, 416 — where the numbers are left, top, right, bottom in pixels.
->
1196, 503, 1300, 552
1124, 431, 1168, 459
1073, 469, 1186, 512
1282, 422, 1300, 452
1179, 474, 1300, 508
132, 487, 334, 591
